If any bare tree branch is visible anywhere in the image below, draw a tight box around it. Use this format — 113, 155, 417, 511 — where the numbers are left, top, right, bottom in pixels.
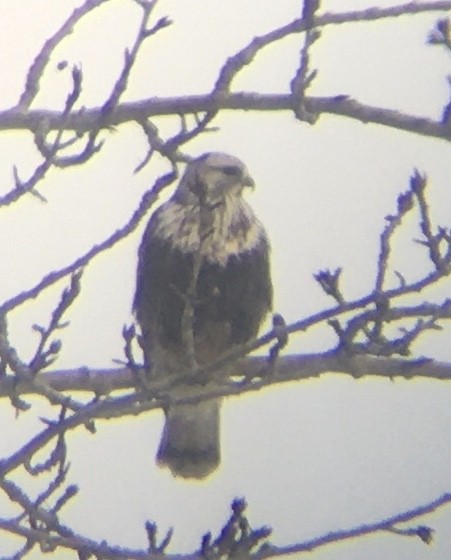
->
254, 492, 450, 559
2, 93, 451, 143
0, 489, 447, 559
0, 168, 177, 315
15, 0, 111, 111
2, 349, 451, 404
0, 66, 85, 207
1, 2, 451, 558
0, 2, 449, 144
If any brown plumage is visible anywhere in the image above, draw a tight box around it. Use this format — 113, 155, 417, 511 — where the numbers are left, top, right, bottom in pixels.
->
134, 152, 272, 478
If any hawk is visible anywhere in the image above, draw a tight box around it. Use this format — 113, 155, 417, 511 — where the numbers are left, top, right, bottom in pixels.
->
134, 152, 272, 479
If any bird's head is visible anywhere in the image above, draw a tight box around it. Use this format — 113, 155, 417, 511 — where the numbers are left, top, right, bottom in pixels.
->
175, 152, 255, 206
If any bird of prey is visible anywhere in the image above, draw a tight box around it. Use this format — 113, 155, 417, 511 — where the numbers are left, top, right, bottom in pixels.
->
134, 152, 272, 479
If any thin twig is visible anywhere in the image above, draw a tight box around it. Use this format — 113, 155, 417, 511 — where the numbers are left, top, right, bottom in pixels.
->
0, 169, 177, 315
15, 0, 109, 111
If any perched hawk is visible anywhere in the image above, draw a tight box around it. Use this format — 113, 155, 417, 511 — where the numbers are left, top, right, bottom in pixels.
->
134, 152, 272, 479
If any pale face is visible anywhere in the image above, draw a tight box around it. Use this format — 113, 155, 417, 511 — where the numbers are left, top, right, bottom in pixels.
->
176, 152, 255, 205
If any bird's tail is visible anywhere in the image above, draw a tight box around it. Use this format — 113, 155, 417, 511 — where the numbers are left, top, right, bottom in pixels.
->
156, 399, 220, 479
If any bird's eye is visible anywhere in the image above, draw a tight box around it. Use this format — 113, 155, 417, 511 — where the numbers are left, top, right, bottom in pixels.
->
221, 165, 241, 176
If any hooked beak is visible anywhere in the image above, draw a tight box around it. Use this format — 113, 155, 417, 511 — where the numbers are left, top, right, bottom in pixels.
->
242, 174, 255, 189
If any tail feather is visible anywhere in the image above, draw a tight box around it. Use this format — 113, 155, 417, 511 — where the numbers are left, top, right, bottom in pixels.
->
157, 399, 220, 479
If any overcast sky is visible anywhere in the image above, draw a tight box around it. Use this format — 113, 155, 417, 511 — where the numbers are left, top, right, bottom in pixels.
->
1, 1, 451, 559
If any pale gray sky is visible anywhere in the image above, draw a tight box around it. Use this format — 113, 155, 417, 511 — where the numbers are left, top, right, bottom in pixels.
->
1, 1, 451, 558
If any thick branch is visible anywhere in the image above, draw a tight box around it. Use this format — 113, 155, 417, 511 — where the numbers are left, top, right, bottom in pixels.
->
1, 352, 450, 402
0, 95, 449, 143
